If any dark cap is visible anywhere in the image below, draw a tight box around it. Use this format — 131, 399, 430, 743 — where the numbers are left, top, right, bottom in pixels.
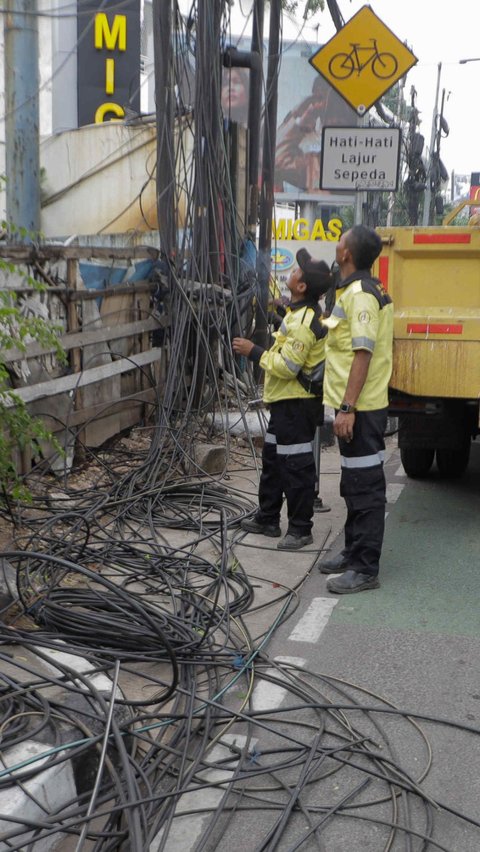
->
296, 249, 332, 294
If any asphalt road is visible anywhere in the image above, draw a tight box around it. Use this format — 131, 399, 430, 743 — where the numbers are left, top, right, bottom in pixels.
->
158, 438, 480, 852
257, 439, 480, 851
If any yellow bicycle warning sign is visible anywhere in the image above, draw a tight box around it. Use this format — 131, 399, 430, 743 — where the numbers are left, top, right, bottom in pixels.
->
310, 5, 417, 115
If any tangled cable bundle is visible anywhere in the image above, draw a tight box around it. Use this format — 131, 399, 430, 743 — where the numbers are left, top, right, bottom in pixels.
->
1, 624, 480, 851
1, 3, 479, 850
120, 481, 257, 531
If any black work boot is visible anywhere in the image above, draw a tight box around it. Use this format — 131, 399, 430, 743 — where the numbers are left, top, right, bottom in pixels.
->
319, 552, 350, 574
240, 517, 281, 538
277, 532, 313, 550
327, 570, 380, 594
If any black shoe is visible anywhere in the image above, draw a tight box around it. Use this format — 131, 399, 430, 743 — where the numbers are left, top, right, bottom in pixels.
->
319, 552, 350, 574
313, 497, 331, 513
327, 570, 380, 595
240, 517, 281, 538
277, 532, 313, 551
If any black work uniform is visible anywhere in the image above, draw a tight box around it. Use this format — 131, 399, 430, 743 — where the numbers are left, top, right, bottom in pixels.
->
248, 299, 326, 536
323, 271, 394, 576
338, 409, 388, 576
258, 397, 323, 535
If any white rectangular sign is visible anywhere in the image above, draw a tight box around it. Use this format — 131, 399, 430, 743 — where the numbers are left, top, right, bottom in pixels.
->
320, 127, 401, 191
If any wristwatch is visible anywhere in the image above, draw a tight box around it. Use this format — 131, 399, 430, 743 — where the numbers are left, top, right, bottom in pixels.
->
339, 402, 356, 413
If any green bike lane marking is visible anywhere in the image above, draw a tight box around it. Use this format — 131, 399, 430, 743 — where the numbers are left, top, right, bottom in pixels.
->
330, 448, 480, 637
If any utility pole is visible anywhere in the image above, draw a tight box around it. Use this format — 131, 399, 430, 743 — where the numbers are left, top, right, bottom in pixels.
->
386, 78, 405, 226
406, 86, 424, 226
4, 0, 41, 235
422, 62, 442, 226
153, 0, 175, 260
354, 114, 367, 225
193, 0, 223, 287
247, 0, 265, 237
254, 0, 281, 364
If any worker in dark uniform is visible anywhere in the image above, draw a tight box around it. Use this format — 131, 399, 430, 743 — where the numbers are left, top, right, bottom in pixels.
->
233, 250, 332, 550
319, 225, 393, 593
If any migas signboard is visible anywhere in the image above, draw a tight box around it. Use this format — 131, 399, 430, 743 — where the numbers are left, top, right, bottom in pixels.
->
271, 217, 342, 295
77, 0, 141, 126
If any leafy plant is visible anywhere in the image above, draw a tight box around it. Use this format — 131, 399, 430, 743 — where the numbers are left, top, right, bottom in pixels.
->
0, 226, 66, 513
281, 0, 325, 17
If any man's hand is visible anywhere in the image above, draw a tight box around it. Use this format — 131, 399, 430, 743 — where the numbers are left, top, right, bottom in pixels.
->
334, 411, 355, 442
232, 337, 254, 357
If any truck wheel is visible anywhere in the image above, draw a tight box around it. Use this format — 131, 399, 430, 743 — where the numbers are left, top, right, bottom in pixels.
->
436, 443, 471, 478
400, 447, 435, 478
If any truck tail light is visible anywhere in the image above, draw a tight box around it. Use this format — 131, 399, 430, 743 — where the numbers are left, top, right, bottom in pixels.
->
413, 234, 471, 244
378, 256, 389, 290
407, 323, 463, 334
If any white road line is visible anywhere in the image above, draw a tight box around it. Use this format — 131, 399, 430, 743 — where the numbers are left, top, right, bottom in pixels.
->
386, 483, 405, 504
395, 464, 405, 477
151, 734, 258, 851
288, 597, 338, 643
274, 655, 306, 667
35, 643, 122, 697
251, 656, 305, 711
251, 679, 287, 712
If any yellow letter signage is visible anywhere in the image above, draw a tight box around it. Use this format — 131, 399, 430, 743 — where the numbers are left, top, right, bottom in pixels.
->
77, 0, 140, 127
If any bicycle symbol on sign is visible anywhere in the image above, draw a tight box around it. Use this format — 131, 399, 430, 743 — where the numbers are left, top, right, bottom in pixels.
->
328, 39, 398, 80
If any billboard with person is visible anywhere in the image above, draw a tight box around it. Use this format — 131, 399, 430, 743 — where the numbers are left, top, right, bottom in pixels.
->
221, 39, 358, 200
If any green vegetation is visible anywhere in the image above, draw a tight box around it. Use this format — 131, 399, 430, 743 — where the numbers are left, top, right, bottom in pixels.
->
281, 0, 324, 19
0, 216, 66, 509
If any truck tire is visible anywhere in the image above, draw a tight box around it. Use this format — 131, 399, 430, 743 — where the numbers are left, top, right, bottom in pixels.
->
436, 443, 471, 478
400, 447, 435, 478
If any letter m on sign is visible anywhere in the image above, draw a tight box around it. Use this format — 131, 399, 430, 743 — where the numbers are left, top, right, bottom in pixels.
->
95, 13, 127, 51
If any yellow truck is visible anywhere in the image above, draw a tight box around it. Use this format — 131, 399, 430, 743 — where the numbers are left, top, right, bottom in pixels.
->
373, 212, 480, 478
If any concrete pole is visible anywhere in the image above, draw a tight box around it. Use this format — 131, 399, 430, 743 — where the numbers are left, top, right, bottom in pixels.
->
247, 0, 265, 237
354, 115, 366, 225
422, 62, 442, 226
153, 0, 175, 259
254, 0, 281, 366
386, 78, 405, 227
4, 0, 41, 235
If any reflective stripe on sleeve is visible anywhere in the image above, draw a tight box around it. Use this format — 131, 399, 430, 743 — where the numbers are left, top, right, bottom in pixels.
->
340, 451, 385, 468
352, 336, 375, 352
279, 321, 288, 334
265, 433, 277, 444
331, 304, 347, 319
277, 441, 313, 455
282, 355, 301, 375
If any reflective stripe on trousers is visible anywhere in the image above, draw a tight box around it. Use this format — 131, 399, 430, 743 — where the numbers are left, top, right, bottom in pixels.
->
257, 397, 323, 535
337, 408, 388, 576
340, 450, 385, 468
265, 432, 313, 455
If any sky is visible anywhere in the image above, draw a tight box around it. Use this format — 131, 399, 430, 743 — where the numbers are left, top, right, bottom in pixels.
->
313, 0, 479, 179
228, 0, 480, 179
